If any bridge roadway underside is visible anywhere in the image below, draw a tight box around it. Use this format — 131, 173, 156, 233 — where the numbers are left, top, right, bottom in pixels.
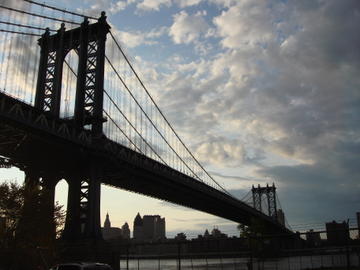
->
0, 93, 291, 236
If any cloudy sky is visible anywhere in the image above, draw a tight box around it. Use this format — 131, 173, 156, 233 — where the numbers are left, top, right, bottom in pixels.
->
0, 0, 359, 237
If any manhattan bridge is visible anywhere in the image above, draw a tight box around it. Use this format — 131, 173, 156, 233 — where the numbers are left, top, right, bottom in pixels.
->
0, 1, 292, 241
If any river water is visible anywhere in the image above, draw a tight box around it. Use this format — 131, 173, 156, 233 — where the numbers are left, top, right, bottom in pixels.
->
119, 253, 360, 270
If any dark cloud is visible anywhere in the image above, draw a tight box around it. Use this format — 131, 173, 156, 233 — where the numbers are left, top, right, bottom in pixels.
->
156, 0, 360, 225
258, 162, 360, 225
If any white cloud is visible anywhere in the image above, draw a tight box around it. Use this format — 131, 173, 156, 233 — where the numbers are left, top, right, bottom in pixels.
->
213, 0, 276, 49
174, 0, 203, 8
195, 137, 247, 167
109, 1, 128, 13
117, 31, 145, 48
112, 27, 167, 48
136, 0, 172, 11
208, 0, 237, 8
169, 10, 210, 44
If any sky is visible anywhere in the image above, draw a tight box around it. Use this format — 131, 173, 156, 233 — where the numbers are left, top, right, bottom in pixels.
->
0, 0, 359, 238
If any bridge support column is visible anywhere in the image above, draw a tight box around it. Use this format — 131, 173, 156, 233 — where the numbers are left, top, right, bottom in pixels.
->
63, 175, 81, 240
39, 175, 58, 246
16, 170, 40, 243
62, 168, 102, 241
17, 171, 58, 247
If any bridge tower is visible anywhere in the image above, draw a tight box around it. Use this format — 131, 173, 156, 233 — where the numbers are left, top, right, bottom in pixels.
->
35, 12, 109, 136
26, 13, 110, 241
252, 183, 278, 221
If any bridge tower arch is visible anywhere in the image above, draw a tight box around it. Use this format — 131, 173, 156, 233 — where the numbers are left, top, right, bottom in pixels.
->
34, 12, 110, 136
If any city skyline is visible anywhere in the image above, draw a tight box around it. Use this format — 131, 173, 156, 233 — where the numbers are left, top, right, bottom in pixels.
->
0, 0, 358, 237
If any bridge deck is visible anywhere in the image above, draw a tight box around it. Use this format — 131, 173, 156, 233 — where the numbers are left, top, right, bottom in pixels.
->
0, 92, 292, 234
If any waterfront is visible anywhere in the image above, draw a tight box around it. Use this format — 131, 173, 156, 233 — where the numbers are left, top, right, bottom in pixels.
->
119, 253, 360, 270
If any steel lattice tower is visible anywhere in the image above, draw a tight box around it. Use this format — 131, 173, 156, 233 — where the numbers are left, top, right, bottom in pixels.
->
252, 183, 278, 221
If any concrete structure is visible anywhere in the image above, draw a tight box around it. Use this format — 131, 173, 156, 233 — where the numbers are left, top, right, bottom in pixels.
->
133, 213, 165, 241
326, 220, 349, 246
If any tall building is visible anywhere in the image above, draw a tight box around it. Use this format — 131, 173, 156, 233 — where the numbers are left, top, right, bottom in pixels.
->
133, 213, 144, 240
122, 222, 130, 239
326, 220, 349, 246
104, 213, 111, 229
133, 213, 166, 241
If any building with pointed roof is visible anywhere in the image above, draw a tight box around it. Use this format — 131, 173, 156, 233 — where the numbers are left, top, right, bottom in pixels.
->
101, 212, 130, 240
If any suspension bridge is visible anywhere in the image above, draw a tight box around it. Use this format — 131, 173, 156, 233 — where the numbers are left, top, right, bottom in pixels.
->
0, 1, 292, 240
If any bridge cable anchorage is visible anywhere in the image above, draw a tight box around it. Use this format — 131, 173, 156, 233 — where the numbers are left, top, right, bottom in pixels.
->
105, 56, 200, 182
0, 29, 40, 36
0, 5, 81, 25
63, 59, 167, 165
108, 31, 232, 196
22, 0, 97, 21
0, 20, 56, 32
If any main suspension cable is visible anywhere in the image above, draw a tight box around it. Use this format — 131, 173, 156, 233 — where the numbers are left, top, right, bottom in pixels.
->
0, 5, 80, 25
105, 55, 201, 182
0, 29, 40, 36
22, 0, 97, 20
63, 59, 166, 164
109, 31, 230, 195
0, 20, 56, 32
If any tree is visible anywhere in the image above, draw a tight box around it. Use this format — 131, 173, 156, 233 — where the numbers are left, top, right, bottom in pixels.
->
0, 181, 66, 269
0, 181, 65, 247
0, 181, 24, 246
238, 218, 267, 238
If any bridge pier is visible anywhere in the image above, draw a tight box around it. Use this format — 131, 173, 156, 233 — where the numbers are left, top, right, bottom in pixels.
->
62, 167, 102, 241
17, 170, 58, 248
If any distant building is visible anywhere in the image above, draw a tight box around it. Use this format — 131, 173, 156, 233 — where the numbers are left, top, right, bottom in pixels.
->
357, 212, 360, 237
175, 232, 187, 241
101, 213, 130, 240
306, 229, 321, 247
122, 222, 130, 239
133, 213, 144, 240
326, 220, 349, 246
211, 227, 228, 238
133, 213, 166, 241
199, 228, 227, 239
277, 209, 285, 226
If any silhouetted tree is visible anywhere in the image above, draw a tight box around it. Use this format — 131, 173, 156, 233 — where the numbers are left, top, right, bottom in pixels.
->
0, 181, 65, 269
0, 182, 65, 245
0, 181, 24, 246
